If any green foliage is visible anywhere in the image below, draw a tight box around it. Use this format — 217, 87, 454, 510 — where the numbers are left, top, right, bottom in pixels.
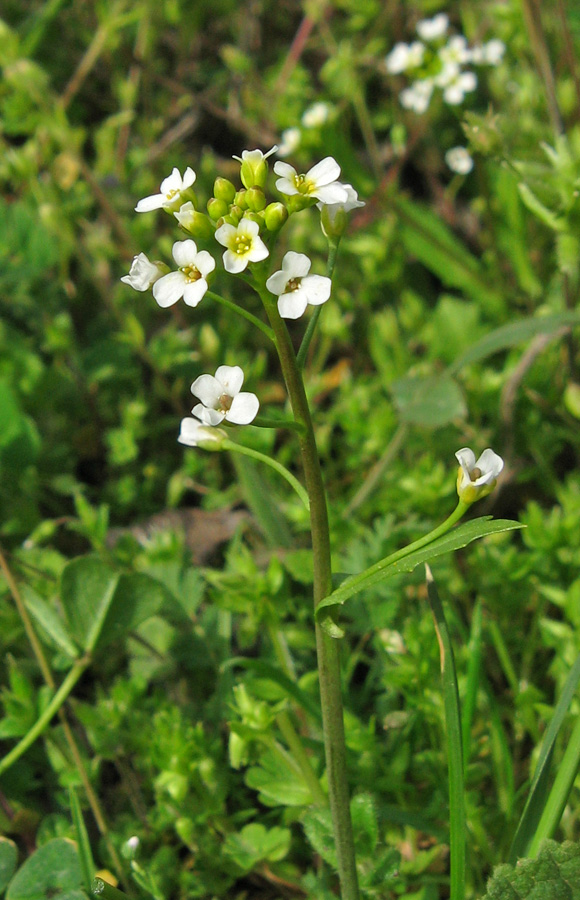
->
5, 839, 86, 900
482, 840, 580, 900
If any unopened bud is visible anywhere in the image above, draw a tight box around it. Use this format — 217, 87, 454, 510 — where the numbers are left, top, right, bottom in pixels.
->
234, 146, 278, 190
214, 177, 236, 203
174, 203, 215, 239
246, 187, 267, 212
264, 201, 288, 231
207, 197, 229, 220
234, 190, 248, 210
242, 210, 264, 225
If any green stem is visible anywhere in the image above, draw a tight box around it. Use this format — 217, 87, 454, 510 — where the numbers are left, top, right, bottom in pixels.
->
257, 285, 360, 900
0, 657, 91, 777
297, 239, 340, 368
223, 440, 310, 509
528, 714, 580, 855
205, 291, 274, 341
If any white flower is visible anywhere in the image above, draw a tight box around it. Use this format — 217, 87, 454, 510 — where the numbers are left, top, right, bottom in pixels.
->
178, 417, 227, 450
455, 447, 504, 503
121, 253, 164, 292
399, 79, 434, 113
174, 201, 196, 229
440, 35, 472, 65
302, 102, 331, 128
274, 157, 348, 205
277, 128, 301, 158
482, 39, 505, 65
316, 184, 365, 237
266, 251, 332, 319
215, 217, 269, 274
135, 166, 196, 213
385, 41, 425, 74
152, 240, 215, 308
191, 365, 259, 425
416, 13, 449, 41
443, 70, 477, 105
445, 146, 474, 174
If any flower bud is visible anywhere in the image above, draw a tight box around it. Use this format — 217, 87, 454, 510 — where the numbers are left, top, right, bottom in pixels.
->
264, 201, 288, 231
228, 205, 244, 223
213, 177, 236, 202
234, 190, 248, 210
234, 146, 278, 190
246, 187, 267, 212
242, 210, 264, 225
207, 197, 229, 220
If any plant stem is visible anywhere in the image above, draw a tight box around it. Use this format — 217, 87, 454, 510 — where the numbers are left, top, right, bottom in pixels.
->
223, 440, 310, 509
257, 286, 360, 900
205, 291, 274, 341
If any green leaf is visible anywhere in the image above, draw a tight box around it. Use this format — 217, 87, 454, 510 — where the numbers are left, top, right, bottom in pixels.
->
223, 823, 291, 873
350, 793, 378, 857
6, 838, 86, 900
95, 573, 170, 650
222, 658, 322, 724
245, 749, 313, 807
22, 586, 80, 659
0, 838, 18, 894
301, 807, 336, 869
448, 312, 580, 375
481, 839, 580, 899
316, 518, 523, 636
69, 789, 95, 894
391, 374, 466, 427
517, 182, 566, 231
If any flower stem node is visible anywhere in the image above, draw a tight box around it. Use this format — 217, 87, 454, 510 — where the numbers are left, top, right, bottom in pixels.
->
207, 197, 229, 221
178, 418, 227, 450
266, 251, 332, 319
213, 177, 236, 203
174, 203, 215, 239
264, 202, 289, 231
455, 447, 504, 504
135, 166, 197, 213
120, 253, 168, 291
215, 217, 269, 273
191, 365, 259, 425
234, 146, 278, 190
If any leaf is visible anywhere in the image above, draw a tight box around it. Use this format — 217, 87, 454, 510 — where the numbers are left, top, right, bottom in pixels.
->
316, 518, 523, 636
481, 839, 580, 899
69, 789, 95, 893
351, 793, 378, 857
245, 749, 313, 807
301, 807, 336, 869
222, 658, 322, 724
6, 838, 86, 900
0, 838, 18, 893
223, 823, 291, 872
448, 312, 580, 375
517, 182, 566, 232
22, 586, 80, 659
391, 374, 466, 427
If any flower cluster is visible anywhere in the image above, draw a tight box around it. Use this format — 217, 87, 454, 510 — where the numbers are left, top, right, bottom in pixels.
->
122, 148, 364, 448
278, 102, 334, 158
385, 13, 505, 113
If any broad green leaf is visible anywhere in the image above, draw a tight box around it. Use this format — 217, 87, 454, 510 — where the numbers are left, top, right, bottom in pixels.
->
316, 518, 523, 636
391, 373, 466, 427
448, 312, 580, 375
6, 838, 86, 900
481, 839, 580, 899
22, 585, 80, 659
60, 557, 119, 654
223, 823, 291, 872
0, 838, 17, 894
94, 573, 170, 651
245, 749, 313, 807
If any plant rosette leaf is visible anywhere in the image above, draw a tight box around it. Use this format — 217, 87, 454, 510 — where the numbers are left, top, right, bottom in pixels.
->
0, 838, 18, 894
6, 838, 86, 900
481, 839, 580, 899
223, 823, 291, 873
316, 517, 524, 637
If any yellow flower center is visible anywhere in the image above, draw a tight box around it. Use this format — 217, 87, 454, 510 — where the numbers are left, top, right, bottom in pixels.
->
166, 188, 180, 200
285, 277, 302, 292
294, 174, 314, 195
181, 265, 201, 283
218, 393, 233, 412
233, 234, 252, 254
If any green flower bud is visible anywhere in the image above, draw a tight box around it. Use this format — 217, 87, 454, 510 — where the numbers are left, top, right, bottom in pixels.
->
229, 205, 244, 223
234, 146, 278, 190
213, 177, 236, 202
207, 197, 229, 220
264, 201, 288, 231
175, 205, 215, 239
242, 210, 264, 225
246, 187, 267, 212
234, 190, 248, 210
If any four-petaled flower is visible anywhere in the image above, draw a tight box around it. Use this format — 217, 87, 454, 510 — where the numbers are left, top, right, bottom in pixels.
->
266, 252, 332, 319
136, 167, 196, 213
416, 13, 449, 41
215, 217, 269, 273
455, 447, 504, 504
152, 240, 215, 308
317, 183, 365, 237
274, 157, 348, 205
191, 366, 259, 425
121, 253, 165, 291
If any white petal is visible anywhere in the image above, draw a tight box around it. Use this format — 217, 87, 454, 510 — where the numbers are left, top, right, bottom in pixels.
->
191, 374, 222, 407
193, 404, 224, 426
278, 291, 308, 319
455, 447, 476, 472
282, 251, 311, 278
226, 392, 259, 424
307, 156, 341, 186
273, 161, 296, 178
223, 250, 248, 273
178, 417, 204, 446
195, 250, 216, 277
172, 239, 198, 267
152, 272, 185, 307
239, 217, 260, 237
135, 193, 165, 212
247, 237, 269, 263
476, 449, 504, 481
275, 177, 298, 196
183, 279, 208, 307
182, 167, 196, 189
160, 167, 183, 194
314, 182, 349, 204
266, 270, 290, 295
215, 223, 237, 248
215, 365, 244, 395
303, 275, 331, 306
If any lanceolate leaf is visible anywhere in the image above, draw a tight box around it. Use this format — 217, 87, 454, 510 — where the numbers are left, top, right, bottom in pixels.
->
316, 518, 523, 637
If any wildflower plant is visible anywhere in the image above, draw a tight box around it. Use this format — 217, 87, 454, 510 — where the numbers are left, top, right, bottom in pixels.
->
120, 146, 521, 900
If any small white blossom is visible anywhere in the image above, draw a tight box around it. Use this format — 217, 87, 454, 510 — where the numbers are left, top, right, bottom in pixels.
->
385, 41, 425, 74
135, 167, 196, 213
121, 253, 164, 292
443, 70, 477, 105
277, 128, 301, 158
445, 146, 474, 174
482, 39, 505, 65
233, 146, 278, 166
191, 365, 259, 425
274, 157, 348, 205
440, 34, 472, 65
174, 201, 196, 230
416, 13, 449, 41
152, 240, 215, 308
455, 447, 504, 503
266, 251, 332, 319
302, 102, 331, 128
178, 418, 227, 449
399, 79, 434, 113
317, 184, 365, 237
215, 217, 269, 274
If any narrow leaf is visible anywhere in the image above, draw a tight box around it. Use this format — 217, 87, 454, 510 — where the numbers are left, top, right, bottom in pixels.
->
69, 787, 96, 893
